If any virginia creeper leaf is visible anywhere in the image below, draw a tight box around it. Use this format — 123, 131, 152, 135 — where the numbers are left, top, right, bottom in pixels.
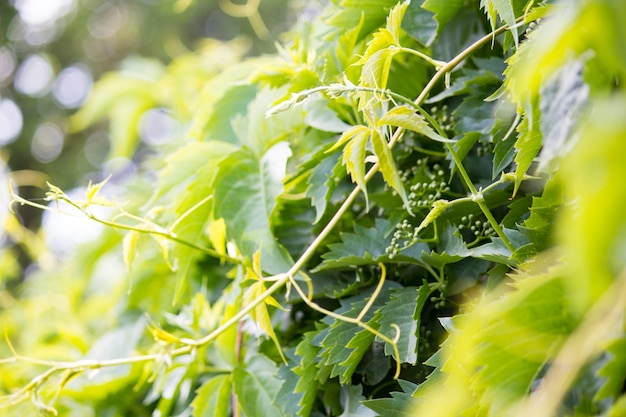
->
370, 129, 411, 213
378, 106, 453, 143
362, 380, 418, 417
512, 105, 541, 196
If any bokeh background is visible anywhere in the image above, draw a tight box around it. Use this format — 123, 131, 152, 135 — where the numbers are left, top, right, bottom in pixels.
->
0, 0, 313, 282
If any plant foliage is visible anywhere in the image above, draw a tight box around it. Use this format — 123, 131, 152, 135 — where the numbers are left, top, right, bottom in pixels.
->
2, 0, 626, 416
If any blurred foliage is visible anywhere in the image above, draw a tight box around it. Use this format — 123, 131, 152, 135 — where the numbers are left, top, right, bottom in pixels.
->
1, 0, 626, 416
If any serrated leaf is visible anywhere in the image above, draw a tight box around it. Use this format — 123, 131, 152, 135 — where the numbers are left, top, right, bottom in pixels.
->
191, 375, 232, 417
371, 129, 411, 213
212, 142, 293, 273
402, 1, 438, 46
306, 151, 344, 224
283, 332, 321, 417
378, 106, 453, 143
339, 384, 376, 417
234, 86, 305, 157
303, 95, 353, 133
481, 0, 519, 47
595, 337, 626, 403
318, 289, 395, 384
325, 0, 401, 43
373, 286, 433, 364
233, 355, 286, 417
153, 141, 220, 201
512, 105, 542, 196
421, 225, 470, 269
338, 125, 370, 203
362, 380, 418, 417
491, 100, 518, 179
355, 2, 409, 100
314, 218, 429, 271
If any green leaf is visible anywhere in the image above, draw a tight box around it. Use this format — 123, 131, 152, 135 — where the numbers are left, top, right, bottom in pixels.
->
317, 288, 396, 384
512, 105, 541, 196
303, 95, 353, 133
306, 151, 344, 224
402, 2, 438, 46
287, 332, 321, 417
378, 106, 453, 143
371, 129, 411, 213
595, 337, 626, 403
362, 380, 418, 417
373, 286, 433, 364
481, 0, 519, 47
192, 375, 232, 417
170, 141, 239, 302
233, 87, 306, 157
421, 225, 470, 269
212, 142, 293, 273
325, 0, 401, 42
339, 384, 376, 417
421, 0, 465, 39
491, 100, 518, 179
335, 125, 370, 203
355, 2, 408, 96
537, 60, 589, 171
314, 218, 428, 271
233, 355, 285, 417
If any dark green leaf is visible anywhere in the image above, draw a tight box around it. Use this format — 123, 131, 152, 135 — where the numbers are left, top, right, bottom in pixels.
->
339, 384, 376, 417
314, 218, 429, 271
362, 380, 418, 417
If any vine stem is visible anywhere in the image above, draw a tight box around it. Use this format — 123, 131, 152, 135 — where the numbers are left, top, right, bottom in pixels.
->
9, 186, 240, 264
1, 19, 520, 409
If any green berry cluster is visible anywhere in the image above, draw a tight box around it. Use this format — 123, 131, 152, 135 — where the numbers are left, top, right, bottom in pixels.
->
475, 142, 493, 157
386, 161, 451, 258
458, 213, 495, 243
429, 104, 455, 136
405, 161, 450, 212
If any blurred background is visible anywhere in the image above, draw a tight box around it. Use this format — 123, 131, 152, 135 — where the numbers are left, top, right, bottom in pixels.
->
0, 0, 313, 283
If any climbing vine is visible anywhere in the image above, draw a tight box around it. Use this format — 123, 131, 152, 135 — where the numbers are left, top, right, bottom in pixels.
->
2, 0, 626, 416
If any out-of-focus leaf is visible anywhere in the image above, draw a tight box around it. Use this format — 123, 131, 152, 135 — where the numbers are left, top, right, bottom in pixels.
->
212, 143, 293, 273
233, 355, 286, 417
191, 374, 232, 417
512, 105, 541, 196
595, 337, 626, 403
537, 60, 589, 171
170, 141, 238, 302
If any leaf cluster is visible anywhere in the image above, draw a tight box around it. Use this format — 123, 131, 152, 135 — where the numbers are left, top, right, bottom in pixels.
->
3, 0, 626, 416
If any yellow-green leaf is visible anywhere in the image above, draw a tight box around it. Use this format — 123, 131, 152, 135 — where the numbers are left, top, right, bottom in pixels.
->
341, 126, 371, 203
370, 130, 411, 214
245, 281, 287, 363
378, 106, 454, 143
